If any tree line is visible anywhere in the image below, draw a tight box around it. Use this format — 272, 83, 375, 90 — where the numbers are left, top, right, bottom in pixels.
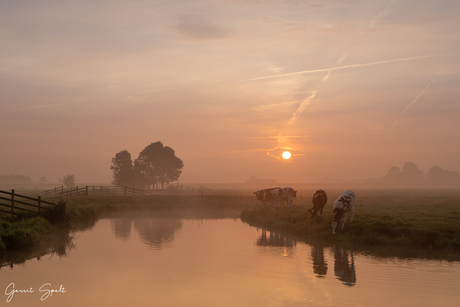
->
384, 162, 460, 186
110, 141, 184, 189
0, 175, 32, 184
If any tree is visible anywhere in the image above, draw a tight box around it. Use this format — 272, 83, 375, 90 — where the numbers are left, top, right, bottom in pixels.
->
426, 165, 445, 183
38, 176, 49, 184
134, 141, 184, 189
110, 150, 135, 186
427, 165, 460, 186
60, 174, 75, 188
401, 162, 425, 183
383, 166, 402, 183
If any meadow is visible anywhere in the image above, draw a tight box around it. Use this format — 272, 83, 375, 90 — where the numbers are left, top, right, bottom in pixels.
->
242, 188, 460, 260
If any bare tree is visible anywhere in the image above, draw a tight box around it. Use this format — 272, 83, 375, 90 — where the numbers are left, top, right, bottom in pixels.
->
60, 174, 75, 188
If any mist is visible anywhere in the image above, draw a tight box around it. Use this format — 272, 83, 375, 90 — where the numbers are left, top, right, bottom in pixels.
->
1, 0, 459, 185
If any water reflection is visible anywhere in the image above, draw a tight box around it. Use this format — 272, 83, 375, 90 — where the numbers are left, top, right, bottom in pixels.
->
111, 218, 133, 241
333, 245, 356, 287
110, 217, 183, 249
0, 226, 76, 269
256, 229, 296, 247
311, 245, 328, 277
135, 218, 183, 249
255, 228, 356, 286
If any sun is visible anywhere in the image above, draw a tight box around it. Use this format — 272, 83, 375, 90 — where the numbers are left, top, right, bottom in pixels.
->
282, 151, 291, 160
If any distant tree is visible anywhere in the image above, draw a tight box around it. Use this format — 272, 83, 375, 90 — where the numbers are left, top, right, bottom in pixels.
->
426, 165, 445, 183
446, 170, 460, 183
110, 150, 135, 186
0, 175, 32, 184
38, 176, 49, 184
383, 166, 402, 183
401, 162, 425, 183
134, 142, 184, 189
427, 165, 460, 186
61, 174, 75, 188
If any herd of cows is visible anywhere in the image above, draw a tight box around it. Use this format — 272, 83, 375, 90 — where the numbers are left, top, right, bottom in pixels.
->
253, 187, 356, 234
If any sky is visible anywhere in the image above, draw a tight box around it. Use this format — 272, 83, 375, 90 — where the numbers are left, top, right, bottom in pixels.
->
1, 0, 459, 184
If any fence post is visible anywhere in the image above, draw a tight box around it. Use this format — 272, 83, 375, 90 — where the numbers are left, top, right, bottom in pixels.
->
124, 186, 127, 196
11, 189, 15, 215
38, 196, 41, 214
86, 186, 88, 196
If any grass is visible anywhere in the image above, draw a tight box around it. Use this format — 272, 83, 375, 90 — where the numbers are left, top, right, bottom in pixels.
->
0, 217, 51, 252
241, 188, 460, 260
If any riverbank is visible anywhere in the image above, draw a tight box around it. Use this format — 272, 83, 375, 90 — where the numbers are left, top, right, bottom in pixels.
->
3, 190, 460, 260
241, 189, 460, 260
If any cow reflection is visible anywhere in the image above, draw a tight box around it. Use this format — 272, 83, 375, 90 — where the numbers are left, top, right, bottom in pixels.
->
134, 218, 183, 250
257, 229, 296, 247
311, 245, 328, 277
111, 218, 133, 240
257, 229, 296, 258
333, 245, 356, 286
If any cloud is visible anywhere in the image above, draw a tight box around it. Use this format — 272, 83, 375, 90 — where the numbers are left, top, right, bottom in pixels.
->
174, 15, 230, 40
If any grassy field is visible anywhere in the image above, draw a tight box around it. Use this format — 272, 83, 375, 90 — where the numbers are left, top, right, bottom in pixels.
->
241, 188, 460, 260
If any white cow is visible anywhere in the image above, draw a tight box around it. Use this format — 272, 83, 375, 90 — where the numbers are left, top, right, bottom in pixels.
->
254, 187, 280, 211
272, 187, 297, 209
332, 190, 355, 234
281, 187, 297, 208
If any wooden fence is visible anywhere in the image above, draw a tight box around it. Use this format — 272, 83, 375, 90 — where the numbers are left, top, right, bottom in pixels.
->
42, 186, 152, 197
0, 189, 55, 217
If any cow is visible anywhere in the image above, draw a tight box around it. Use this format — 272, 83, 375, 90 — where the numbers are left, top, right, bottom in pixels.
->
254, 187, 280, 210
309, 189, 327, 219
254, 187, 297, 211
275, 187, 297, 208
332, 190, 355, 234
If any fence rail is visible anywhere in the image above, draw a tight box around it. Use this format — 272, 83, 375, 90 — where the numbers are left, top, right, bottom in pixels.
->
0, 189, 55, 217
42, 186, 152, 196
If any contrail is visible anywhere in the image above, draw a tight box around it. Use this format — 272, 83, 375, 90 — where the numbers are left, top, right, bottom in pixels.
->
287, 91, 317, 126
322, 53, 348, 82
322, 70, 332, 82
388, 69, 445, 132
245, 54, 443, 82
370, 0, 395, 28
287, 52, 347, 126
0, 101, 75, 114
335, 53, 348, 65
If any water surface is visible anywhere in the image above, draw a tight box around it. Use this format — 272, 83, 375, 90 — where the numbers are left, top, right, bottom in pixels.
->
1, 214, 460, 306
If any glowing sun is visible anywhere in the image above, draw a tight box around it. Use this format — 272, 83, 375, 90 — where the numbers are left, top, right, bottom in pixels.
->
282, 151, 291, 160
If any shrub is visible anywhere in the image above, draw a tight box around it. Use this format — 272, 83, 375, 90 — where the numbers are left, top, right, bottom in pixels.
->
41, 200, 69, 224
